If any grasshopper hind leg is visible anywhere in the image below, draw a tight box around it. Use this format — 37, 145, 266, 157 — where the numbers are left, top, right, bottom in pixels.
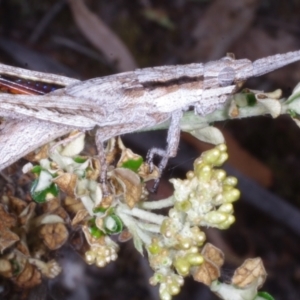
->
95, 130, 110, 196
147, 110, 182, 192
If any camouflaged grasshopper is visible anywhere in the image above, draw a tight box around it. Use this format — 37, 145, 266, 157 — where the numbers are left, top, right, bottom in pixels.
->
0, 50, 300, 188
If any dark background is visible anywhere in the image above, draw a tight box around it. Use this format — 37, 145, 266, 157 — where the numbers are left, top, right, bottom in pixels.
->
1, 0, 300, 299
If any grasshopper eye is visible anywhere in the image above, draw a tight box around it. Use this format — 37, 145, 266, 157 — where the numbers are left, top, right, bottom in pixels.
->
218, 67, 235, 87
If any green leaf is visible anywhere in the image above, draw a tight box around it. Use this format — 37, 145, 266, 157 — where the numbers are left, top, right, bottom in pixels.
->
31, 179, 59, 203
190, 126, 225, 145
89, 217, 96, 226
10, 259, 21, 276
31, 165, 42, 174
286, 82, 300, 104
93, 207, 107, 214
73, 156, 87, 163
287, 109, 298, 118
256, 291, 275, 300
89, 225, 105, 238
93, 207, 114, 215
121, 157, 143, 172
245, 93, 257, 106
104, 215, 123, 234
88, 217, 105, 238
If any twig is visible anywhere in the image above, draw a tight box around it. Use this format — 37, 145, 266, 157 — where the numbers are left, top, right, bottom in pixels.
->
28, 1, 67, 44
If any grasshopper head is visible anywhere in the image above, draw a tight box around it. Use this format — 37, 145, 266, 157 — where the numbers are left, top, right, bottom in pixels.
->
204, 56, 253, 89
219, 56, 254, 84
215, 50, 300, 83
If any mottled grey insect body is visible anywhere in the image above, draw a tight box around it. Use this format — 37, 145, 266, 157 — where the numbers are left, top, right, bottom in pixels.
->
0, 50, 300, 183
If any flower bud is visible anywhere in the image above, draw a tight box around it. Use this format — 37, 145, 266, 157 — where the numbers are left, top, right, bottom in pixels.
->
174, 257, 190, 276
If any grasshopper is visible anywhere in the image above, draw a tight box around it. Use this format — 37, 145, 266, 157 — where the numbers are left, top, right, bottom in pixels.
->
0, 50, 300, 189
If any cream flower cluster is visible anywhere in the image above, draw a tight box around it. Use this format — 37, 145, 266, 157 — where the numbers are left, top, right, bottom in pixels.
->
170, 144, 239, 229
146, 144, 240, 300
85, 244, 118, 267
